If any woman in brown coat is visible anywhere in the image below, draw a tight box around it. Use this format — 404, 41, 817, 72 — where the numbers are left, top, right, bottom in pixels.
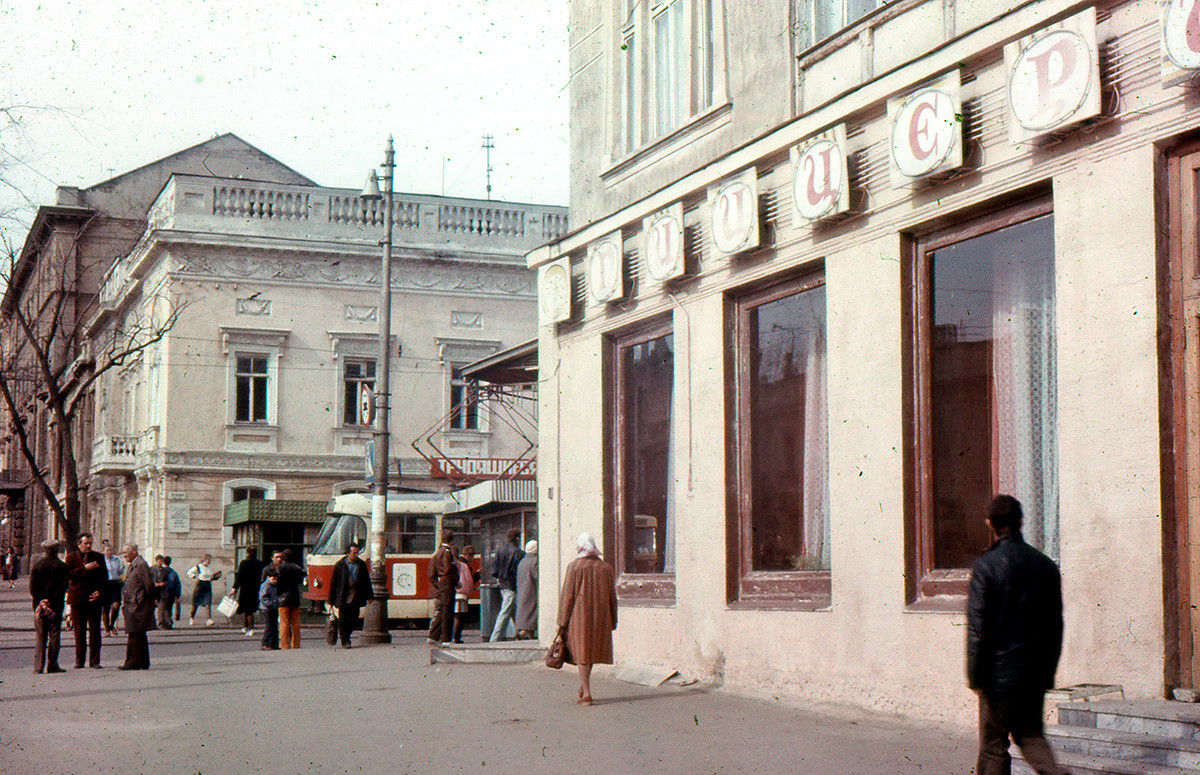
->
557, 532, 617, 705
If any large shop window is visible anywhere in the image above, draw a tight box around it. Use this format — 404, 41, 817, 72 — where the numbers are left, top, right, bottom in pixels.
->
610, 321, 675, 602
620, 0, 718, 154
906, 201, 1057, 604
728, 273, 830, 608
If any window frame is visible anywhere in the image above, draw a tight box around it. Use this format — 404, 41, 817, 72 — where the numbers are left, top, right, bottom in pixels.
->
618, 0, 724, 157
448, 366, 480, 431
903, 197, 1055, 607
795, 0, 881, 50
234, 353, 269, 424
342, 357, 377, 427
607, 316, 677, 604
725, 270, 831, 609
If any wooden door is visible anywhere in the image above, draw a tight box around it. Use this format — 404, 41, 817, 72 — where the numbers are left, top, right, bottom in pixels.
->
1168, 145, 1200, 688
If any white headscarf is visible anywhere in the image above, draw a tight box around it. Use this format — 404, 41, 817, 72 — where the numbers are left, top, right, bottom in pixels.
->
525, 540, 538, 554
576, 532, 600, 559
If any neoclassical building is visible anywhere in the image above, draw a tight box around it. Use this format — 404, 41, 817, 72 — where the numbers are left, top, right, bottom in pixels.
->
5, 135, 566, 578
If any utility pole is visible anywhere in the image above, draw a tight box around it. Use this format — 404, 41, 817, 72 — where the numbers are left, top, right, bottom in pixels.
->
482, 134, 494, 200
358, 137, 395, 646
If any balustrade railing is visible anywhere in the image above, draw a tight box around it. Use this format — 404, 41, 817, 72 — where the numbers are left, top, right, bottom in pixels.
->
108, 435, 138, 457
213, 186, 310, 221
146, 175, 567, 248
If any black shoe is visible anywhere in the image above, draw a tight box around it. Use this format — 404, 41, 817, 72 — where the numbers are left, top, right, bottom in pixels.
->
341, 643, 352, 649
90, 664, 102, 669
46, 666, 65, 673
74, 664, 84, 669
117, 665, 134, 670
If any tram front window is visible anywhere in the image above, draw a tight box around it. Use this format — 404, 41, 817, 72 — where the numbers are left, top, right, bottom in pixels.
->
311, 515, 368, 556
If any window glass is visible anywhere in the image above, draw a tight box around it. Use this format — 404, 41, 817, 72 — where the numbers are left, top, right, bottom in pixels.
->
231, 487, 266, 502
311, 515, 368, 556
449, 367, 479, 430
925, 213, 1057, 567
747, 284, 828, 572
804, 0, 878, 47
619, 331, 674, 575
235, 354, 268, 423
343, 359, 376, 426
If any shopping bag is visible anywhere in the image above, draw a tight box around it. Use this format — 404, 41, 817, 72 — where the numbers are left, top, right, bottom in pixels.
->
216, 594, 237, 618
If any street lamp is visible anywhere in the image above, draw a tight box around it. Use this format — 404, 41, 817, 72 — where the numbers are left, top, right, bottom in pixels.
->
358, 136, 395, 645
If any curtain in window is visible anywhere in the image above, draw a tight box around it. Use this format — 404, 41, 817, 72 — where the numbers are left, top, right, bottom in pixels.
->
801, 324, 830, 569
990, 229, 1057, 558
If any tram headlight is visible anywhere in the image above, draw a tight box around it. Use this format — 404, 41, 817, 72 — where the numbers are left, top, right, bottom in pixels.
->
313, 578, 321, 588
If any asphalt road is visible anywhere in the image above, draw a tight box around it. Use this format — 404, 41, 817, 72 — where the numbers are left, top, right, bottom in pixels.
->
0, 585, 976, 775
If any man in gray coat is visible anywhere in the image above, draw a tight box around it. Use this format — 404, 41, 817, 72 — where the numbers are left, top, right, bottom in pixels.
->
118, 543, 156, 670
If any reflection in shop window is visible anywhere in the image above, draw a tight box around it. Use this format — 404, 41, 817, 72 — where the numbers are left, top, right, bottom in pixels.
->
744, 278, 829, 572
729, 273, 829, 607
613, 323, 674, 587
910, 204, 1057, 596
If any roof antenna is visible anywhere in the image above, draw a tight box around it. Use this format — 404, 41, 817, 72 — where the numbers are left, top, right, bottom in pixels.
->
482, 134, 494, 200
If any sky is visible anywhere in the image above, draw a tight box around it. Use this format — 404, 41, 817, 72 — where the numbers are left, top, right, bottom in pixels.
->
0, 0, 569, 249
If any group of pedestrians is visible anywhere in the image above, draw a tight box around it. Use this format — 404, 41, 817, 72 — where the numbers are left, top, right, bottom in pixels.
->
29, 536, 158, 672
248, 549, 306, 650
487, 528, 539, 642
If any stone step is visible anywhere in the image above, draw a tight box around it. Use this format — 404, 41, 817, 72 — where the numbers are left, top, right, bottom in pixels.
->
1042, 723, 1200, 769
1059, 701, 1200, 741
430, 639, 542, 665
1014, 749, 1191, 775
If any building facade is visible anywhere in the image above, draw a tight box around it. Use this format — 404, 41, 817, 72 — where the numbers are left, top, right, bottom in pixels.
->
531, 0, 1200, 724
4, 135, 567, 582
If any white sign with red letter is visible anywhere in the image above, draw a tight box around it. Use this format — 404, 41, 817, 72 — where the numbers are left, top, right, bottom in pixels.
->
791, 125, 849, 225
538, 257, 572, 326
586, 231, 625, 305
1163, 0, 1200, 85
888, 70, 962, 185
1005, 7, 1100, 143
642, 203, 686, 283
706, 168, 759, 258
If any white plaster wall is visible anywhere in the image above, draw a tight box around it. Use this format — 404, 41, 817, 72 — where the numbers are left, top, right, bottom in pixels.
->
1053, 146, 1165, 696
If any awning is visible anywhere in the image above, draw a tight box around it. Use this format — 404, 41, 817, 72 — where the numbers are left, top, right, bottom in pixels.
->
445, 479, 535, 515
223, 499, 327, 526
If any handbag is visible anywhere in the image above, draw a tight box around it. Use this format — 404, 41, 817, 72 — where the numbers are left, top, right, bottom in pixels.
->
544, 632, 569, 669
216, 594, 237, 618
325, 610, 338, 646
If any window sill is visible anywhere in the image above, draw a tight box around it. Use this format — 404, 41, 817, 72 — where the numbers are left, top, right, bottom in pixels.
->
616, 573, 675, 605
734, 570, 831, 609
794, 0, 923, 67
334, 426, 372, 450
602, 101, 733, 186
225, 424, 279, 453
905, 596, 967, 614
727, 599, 832, 613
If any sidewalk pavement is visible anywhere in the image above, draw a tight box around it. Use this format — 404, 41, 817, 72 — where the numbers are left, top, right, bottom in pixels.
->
0, 585, 976, 774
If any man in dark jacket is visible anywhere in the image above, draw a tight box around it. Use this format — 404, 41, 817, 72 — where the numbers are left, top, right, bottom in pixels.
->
66, 532, 107, 669
488, 528, 524, 642
29, 539, 69, 674
276, 550, 306, 649
427, 530, 459, 645
328, 542, 373, 648
967, 495, 1065, 775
